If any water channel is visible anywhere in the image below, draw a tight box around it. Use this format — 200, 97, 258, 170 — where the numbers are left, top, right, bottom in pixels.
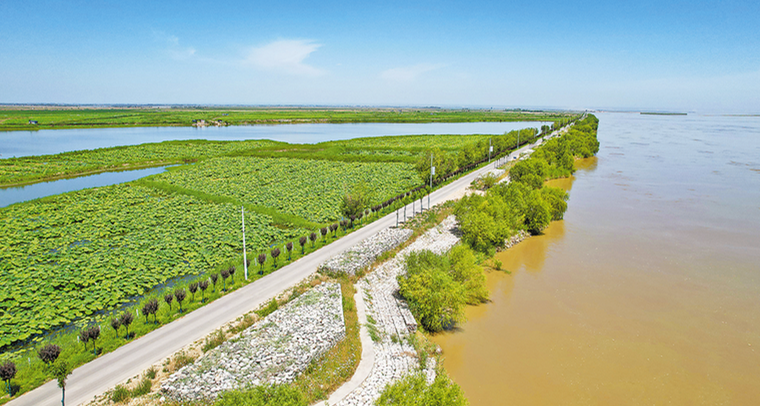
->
432, 112, 760, 405
0, 121, 545, 207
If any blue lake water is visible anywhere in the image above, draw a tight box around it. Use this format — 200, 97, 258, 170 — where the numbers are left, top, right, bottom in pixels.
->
0, 166, 173, 208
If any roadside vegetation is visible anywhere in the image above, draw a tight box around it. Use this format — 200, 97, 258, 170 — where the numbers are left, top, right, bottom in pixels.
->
456, 114, 599, 253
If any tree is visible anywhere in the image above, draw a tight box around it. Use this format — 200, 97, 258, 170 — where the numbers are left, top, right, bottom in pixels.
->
228, 266, 236, 284
110, 317, 121, 336
175, 289, 187, 312
199, 280, 209, 302
210, 273, 219, 292
164, 293, 174, 310
78, 328, 90, 351
220, 269, 230, 291
524, 190, 552, 234
38, 344, 61, 366
188, 282, 199, 302
0, 361, 16, 397
51, 359, 72, 406
141, 302, 152, 323
142, 299, 159, 324
285, 242, 293, 260
257, 253, 267, 275
271, 247, 281, 266
298, 236, 307, 254
340, 183, 369, 218
119, 312, 134, 338
87, 325, 100, 355
320, 227, 328, 241
448, 245, 488, 304
398, 250, 467, 332
309, 232, 317, 247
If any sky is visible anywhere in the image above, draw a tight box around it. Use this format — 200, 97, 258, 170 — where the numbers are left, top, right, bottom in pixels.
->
0, 0, 758, 113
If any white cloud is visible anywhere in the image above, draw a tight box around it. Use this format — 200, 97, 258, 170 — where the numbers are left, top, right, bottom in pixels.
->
244, 39, 324, 76
154, 32, 196, 60
380, 63, 446, 82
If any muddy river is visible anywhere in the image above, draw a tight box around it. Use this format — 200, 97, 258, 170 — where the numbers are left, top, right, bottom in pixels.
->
432, 112, 760, 405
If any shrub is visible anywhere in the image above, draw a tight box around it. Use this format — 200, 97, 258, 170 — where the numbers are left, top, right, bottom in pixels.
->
375, 373, 468, 406
398, 250, 466, 332
215, 384, 307, 406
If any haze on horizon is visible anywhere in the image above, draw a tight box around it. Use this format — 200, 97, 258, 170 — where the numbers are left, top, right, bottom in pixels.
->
1, 0, 758, 114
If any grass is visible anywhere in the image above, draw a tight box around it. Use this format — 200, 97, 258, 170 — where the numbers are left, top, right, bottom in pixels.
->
0, 107, 575, 132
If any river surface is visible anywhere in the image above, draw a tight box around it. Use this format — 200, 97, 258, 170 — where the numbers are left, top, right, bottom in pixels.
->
432, 113, 760, 405
0, 121, 545, 158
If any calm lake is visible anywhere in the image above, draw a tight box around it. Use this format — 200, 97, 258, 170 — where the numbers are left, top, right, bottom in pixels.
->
0, 121, 546, 158
432, 113, 760, 405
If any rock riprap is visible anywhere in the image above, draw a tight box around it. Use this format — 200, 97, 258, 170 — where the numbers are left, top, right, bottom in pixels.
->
161, 282, 345, 403
336, 215, 460, 406
320, 227, 413, 276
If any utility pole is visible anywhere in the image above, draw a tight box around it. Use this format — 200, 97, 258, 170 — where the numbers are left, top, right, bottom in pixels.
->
429, 153, 433, 211
242, 206, 248, 280
488, 138, 492, 163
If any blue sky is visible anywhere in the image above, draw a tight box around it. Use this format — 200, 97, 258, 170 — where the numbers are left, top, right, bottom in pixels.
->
1, 0, 758, 112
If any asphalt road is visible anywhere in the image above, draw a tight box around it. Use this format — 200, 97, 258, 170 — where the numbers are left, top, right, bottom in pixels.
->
9, 141, 538, 406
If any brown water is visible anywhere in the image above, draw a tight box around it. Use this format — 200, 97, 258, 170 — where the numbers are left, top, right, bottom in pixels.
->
432, 113, 760, 405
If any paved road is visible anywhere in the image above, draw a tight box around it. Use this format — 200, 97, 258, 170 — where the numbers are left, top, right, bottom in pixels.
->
9, 141, 540, 406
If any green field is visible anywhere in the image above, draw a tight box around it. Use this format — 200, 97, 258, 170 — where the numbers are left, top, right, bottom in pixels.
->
0, 183, 305, 348
151, 157, 421, 223
0, 107, 574, 131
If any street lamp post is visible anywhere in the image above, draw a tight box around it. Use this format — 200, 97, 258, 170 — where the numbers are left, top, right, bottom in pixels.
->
429, 153, 433, 211
242, 206, 248, 280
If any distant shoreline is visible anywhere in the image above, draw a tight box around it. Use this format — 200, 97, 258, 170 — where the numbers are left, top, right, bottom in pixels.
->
640, 112, 688, 116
